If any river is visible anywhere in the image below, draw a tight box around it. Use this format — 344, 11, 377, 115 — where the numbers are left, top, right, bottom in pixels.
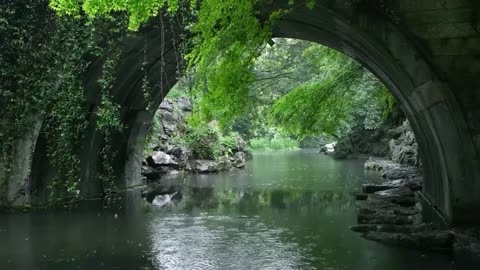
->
0, 150, 468, 269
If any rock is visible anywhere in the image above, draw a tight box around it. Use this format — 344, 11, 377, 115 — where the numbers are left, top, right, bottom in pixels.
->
362, 231, 454, 251
233, 151, 247, 168
160, 110, 179, 136
388, 120, 419, 166
217, 156, 233, 171
358, 212, 413, 225
168, 146, 190, 162
375, 186, 414, 197
370, 139, 390, 157
381, 167, 419, 180
141, 166, 164, 180
350, 224, 437, 234
350, 224, 379, 233
453, 230, 480, 258
167, 170, 180, 175
333, 148, 349, 159
364, 158, 401, 172
325, 142, 337, 153
146, 142, 161, 151
159, 99, 174, 112
177, 97, 192, 112
244, 151, 253, 160
356, 197, 399, 210
355, 193, 369, 200
147, 151, 178, 167
235, 137, 247, 152
189, 160, 219, 173
152, 192, 178, 208
368, 186, 416, 207
383, 177, 423, 191
362, 184, 398, 194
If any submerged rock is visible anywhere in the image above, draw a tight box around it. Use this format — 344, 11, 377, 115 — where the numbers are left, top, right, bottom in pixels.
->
362, 231, 454, 251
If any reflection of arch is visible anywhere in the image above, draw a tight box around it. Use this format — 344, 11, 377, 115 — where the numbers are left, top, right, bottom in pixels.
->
48, 3, 478, 225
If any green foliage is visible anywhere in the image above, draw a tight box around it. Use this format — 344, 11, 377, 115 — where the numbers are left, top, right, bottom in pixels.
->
248, 137, 299, 151
270, 44, 394, 138
185, 0, 281, 128
49, 0, 183, 30
183, 124, 221, 160
0, 0, 128, 203
220, 133, 238, 151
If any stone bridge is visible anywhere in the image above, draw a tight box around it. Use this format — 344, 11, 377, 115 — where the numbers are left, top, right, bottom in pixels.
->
5, 0, 480, 225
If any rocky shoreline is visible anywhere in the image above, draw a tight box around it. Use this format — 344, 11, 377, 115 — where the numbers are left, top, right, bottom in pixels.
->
141, 97, 251, 182
351, 158, 480, 259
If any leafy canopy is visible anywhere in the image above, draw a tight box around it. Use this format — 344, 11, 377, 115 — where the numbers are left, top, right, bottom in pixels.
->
270, 44, 394, 137
49, 0, 185, 29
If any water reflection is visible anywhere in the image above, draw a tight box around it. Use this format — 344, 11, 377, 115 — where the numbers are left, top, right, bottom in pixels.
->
173, 186, 356, 213
0, 151, 471, 270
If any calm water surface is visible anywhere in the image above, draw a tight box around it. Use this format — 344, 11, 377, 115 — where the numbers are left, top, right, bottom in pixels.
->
0, 150, 471, 269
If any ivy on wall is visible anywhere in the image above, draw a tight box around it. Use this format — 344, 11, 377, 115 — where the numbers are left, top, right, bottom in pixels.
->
0, 0, 129, 205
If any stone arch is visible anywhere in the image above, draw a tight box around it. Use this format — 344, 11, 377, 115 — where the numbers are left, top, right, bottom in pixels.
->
271, 3, 478, 225
72, 2, 479, 225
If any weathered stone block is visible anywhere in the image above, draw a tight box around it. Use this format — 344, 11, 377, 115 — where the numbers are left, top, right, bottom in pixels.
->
396, 0, 446, 12
410, 80, 446, 111
412, 22, 477, 38
428, 37, 480, 56
445, 0, 471, 9
403, 8, 471, 24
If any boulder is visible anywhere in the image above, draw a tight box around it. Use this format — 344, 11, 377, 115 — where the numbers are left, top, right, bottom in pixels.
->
325, 142, 337, 153
388, 120, 419, 166
235, 137, 247, 152
159, 99, 174, 112
362, 231, 454, 251
217, 156, 233, 171
146, 151, 178, 167
381, 167, 419, 180
350, 224, 437, 234
141, 166, 164, 180
357, 212, 413, 225
368, 186, 416, 207
364, 158, 401, 172
233, 152, 247, 168
383, 177, 423, 191
362, 184, 398, 194
177, 96, 192, 112
189, 160, 219, 173
168, 146, 190, 162
375, 186, 414, 197
160, 110, 179, 136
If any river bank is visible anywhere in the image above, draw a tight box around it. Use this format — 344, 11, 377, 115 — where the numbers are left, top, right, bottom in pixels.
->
351, 155, 480, 259
142, 97, 252, 181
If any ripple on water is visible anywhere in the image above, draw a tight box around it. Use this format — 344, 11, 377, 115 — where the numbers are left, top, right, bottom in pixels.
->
148, 213, 310, 270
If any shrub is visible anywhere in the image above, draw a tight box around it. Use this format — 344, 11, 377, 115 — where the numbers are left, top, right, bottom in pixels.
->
184, 125, 221, 159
